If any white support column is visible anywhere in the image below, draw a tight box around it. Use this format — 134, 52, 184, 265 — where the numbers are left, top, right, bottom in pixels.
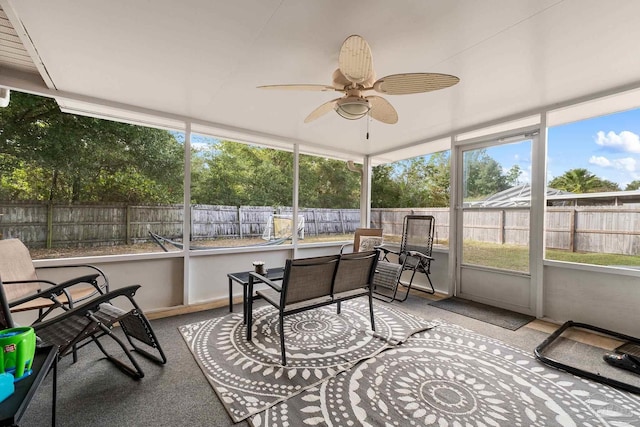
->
448, 136, 458, 297
361, 155, 372, 227
292, 144, 300, 258
182, 123, 192, 305
531, 118, 547, 318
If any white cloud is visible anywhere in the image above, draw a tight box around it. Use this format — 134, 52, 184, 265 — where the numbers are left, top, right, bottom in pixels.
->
589, 155, 636, 172
595, 130, 640, 153
617, 157, 637, 172
589, 156, 612, 167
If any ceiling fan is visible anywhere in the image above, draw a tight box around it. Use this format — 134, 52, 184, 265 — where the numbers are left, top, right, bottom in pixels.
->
258, 35, 460, 124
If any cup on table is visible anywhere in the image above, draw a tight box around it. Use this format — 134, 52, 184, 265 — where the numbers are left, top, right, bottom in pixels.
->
253, 261, 266, 275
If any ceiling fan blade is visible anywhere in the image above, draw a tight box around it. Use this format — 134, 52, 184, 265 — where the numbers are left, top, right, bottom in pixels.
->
258, 84, 337, 91
338, 35, 374, 84
367, 96, 398, 124
373, 73, 460, 95
304, 98, 340, 123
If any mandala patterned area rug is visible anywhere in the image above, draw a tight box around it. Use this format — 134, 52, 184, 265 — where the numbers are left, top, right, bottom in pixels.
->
178, 298, 435, 423
250, 322, 640, 427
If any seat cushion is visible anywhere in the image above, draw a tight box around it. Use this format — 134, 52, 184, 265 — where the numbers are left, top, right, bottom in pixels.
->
373, 262, 402, 291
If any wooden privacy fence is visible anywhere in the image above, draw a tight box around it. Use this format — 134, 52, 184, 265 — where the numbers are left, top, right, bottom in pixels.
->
461, 206, 640, 255
545, 206, 640, 255
2, 202, 640, 255
370, 208, 450, 243
0, 202, 364, 248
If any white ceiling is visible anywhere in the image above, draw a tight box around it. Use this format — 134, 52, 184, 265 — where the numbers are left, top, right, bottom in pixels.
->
2, 0, 640, 163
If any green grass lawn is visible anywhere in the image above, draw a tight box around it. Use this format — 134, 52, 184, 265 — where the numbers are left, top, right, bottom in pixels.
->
545, 248, 640, 267
463, 242, 530, 271
462, 240, 640, 272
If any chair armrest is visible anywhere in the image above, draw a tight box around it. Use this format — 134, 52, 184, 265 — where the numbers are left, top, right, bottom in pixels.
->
7, 274, 101, 308
407, 250, 434, 261
3, 278, 58, 289
377, 245, 399, 262
339, 243, 353, 254
57, 274, 102, 292
4, 278, 62, 310
377, 245, 399, 256
249, 272, 282, 292
32, 285, 142, 331
36, 264, 109, 292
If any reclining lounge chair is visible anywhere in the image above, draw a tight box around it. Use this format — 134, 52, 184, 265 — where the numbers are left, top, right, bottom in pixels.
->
374, 215, 436, 302
0, 239, 166, 379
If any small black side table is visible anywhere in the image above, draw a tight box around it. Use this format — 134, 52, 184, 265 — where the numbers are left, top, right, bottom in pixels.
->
0, 345, 58, 427
227, 267, 285, 323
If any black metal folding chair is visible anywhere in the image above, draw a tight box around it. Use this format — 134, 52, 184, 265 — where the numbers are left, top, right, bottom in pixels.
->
0, 276, 166, 380
247, 251, 379, 366
375, 215, 436, 302
247, 255, 339, 366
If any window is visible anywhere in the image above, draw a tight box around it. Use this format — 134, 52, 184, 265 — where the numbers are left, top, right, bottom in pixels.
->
189, 136, 293, 248
545, 108, 640, 268
0, 91, 185, 259
371, 150, 451, 248
297, 153, 361, 244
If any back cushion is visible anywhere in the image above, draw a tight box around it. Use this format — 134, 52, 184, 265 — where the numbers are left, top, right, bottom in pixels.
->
333, 251, 376, 294
358, 236, 382, 252
0, 239, 40, 301
284, 255, 339, 304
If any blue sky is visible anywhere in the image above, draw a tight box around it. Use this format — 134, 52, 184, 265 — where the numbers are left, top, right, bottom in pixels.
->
487, 108, 640, 189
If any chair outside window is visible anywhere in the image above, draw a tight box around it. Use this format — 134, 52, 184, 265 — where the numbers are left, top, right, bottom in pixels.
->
374, 215, 436, 302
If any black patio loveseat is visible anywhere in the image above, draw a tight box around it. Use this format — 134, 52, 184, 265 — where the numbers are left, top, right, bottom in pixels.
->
246, 250, 379, 365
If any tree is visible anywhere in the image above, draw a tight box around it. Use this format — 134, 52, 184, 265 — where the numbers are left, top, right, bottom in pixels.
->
191, 141, 262, 206
625, 180, 640, 191
371, 152, 452, 208
0, 92, 184, 203
549, 168, 620, 193
191, 141, 361, 208
371, 164, 402, 208
463, 149, 519, 200
423, 151, 451, 207
298, 155, 360, 208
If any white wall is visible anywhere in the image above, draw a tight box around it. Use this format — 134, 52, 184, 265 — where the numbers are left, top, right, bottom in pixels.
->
187, 244, 452, 308
32, 244, 347, 314
189, 247, 293, 304
543, 264, 640, 337
30, 246, 640, 340
36, 241, 640, 340
29, 243, 453, 319
459, 267, 532, 315
25, 256, 183, 324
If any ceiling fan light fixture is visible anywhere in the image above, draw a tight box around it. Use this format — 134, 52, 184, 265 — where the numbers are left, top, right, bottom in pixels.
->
259, 35, 458, 124
335, 97, 370, 120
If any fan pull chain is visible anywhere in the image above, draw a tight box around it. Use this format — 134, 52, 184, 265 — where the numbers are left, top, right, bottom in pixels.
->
366, 112, 371, 140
